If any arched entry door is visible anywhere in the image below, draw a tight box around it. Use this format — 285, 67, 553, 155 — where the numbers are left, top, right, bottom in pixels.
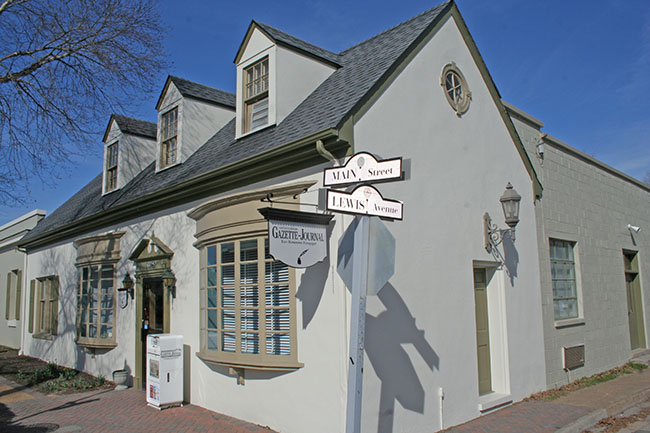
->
129, 236, 174, 388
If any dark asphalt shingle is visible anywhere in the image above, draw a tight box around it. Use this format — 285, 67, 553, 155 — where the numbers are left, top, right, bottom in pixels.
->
22, 1, 450, 244
169, 76, 236, 108
111, 115, 157, 139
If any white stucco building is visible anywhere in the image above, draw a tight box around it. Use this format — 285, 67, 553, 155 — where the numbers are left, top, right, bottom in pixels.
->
12, 2, 649, 432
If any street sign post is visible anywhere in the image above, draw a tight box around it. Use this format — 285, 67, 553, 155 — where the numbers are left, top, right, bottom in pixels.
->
323, 151, 404, 433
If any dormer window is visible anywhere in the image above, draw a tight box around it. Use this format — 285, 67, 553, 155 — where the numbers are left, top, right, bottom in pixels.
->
244, 57, 268, 132
105, 142, 119, 192
161, 107, 178, 168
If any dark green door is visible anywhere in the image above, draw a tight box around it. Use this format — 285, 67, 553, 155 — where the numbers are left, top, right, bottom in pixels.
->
474, 268, 492, 395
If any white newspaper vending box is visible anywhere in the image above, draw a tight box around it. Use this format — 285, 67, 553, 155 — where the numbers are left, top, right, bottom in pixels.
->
146, 334, 183, 409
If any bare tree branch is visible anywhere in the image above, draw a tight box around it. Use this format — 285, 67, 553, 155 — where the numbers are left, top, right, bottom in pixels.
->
0, 0, 167, 205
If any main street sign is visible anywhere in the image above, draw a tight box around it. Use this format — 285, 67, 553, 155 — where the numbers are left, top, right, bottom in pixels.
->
324, 152, 402, 186
327, 185, 403, 220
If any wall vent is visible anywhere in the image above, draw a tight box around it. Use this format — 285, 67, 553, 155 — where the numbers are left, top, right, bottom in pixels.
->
563, 345, 585, 370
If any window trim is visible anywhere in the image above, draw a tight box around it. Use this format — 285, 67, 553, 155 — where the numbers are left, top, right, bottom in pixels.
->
440, 62, 471, 116
159, 106, 179, 170
242, 57, 269, 134
75, 263, 117, 348
549, 238, 583, 323
5, 269, 21, 322
104, 141, 119, 193
190, 183, 313, 371
198, 232, 301, 370
33, 275, 58, 339
73, 232, 123, 349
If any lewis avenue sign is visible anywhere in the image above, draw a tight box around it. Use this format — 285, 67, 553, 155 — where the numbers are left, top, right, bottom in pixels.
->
327, 184, 403, 220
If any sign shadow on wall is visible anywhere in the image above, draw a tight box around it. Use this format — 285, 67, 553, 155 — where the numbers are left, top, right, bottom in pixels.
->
366, 283, 439, 433
337, 217, 438, 433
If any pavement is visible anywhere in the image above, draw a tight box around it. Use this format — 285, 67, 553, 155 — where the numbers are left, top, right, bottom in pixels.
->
2, 353, 650, 433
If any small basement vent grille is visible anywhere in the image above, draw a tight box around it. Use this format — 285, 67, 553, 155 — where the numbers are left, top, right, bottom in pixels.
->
563, 345, 585, 370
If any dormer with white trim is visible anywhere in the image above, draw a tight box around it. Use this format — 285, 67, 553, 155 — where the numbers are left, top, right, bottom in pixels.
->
102, 115, 157, 195
155, 76, 236, 172
234, 21, 340, 138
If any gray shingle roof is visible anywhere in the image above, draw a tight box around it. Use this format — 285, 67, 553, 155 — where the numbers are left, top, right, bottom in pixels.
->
22, 1, 451, 245
166, 76, 236, 109
111, 115, 156, 139
253, 21, 341, 67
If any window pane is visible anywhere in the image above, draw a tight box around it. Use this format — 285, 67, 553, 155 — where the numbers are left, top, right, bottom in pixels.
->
266, 309, 290, 331
241, 309, 259, 330
89, 324, 97, 338
241, 333, 259, 354
100, 325, 112, 339
208, 309, 217, 329
266, 262, 288, 283
101, 279, 113, 293
221, 265, 234, 285
101, 265, 113, 279
266, 285, 289, 307
207, 331, 218, 350
266, 333, 290, 356
222, 287, 235, 308
207, 288, 217, 308
240, 286, 258, 307
221, 243, 234, 263
207, 246, 216, 266
240, 263, 258, 284
207, 267, 217, 287
240, 240, 257, 261
100, 295, 113, 310
222, 332, 236, 352
222, 310, 235, 330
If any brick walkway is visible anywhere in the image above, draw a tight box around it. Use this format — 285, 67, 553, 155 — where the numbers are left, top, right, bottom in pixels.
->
0, 377, 276, 433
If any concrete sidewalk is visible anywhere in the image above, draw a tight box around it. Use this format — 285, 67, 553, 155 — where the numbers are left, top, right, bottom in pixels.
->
445, 356, 650, 433
2, 359, 650, 433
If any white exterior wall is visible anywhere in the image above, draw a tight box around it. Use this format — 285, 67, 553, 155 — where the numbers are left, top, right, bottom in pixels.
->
235, 28, 335, 138
103, 121, 157, 193
274, 45, 335, 124
353, 15, 546, 431
156, 83, 234, 169
22, 206, 199, 380
22, 166, 351, 433
511, 110, 650, 388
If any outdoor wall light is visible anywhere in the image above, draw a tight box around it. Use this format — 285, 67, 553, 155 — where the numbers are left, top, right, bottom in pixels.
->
484, 183, 522, 258
163, 269, 176, 298
119, 273, 134, 299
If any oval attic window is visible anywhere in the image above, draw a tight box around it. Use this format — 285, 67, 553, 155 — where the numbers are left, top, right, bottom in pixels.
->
441, 62, 471, 116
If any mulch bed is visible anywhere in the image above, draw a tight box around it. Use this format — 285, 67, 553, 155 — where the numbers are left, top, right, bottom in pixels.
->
0, 346, 114, 395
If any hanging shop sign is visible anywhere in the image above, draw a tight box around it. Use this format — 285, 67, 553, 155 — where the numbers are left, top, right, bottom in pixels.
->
323, 152, 402, 186
258, 208, 334, 268
327, 185, 403, 220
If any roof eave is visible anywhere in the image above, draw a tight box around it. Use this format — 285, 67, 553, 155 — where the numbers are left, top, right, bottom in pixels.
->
19, 128, 351, 251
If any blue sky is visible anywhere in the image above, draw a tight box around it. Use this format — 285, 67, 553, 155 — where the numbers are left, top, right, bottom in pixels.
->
1, 0, 649, 223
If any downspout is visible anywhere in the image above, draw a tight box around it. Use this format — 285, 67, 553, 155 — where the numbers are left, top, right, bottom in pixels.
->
316, 139, 340, 166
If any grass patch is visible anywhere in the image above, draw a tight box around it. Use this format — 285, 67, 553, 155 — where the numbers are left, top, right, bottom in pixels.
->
528, 362, 648, 401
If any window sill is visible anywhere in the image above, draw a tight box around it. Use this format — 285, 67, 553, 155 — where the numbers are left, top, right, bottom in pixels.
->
156, 161, 181, 173
237, 122, 275, 140
32, 332, 55, 341
75, 340, 117, 350
196, 351, 303, 372
554, 318, 585, 329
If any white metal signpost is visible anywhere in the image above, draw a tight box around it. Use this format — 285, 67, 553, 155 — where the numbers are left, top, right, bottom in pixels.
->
324, 152, 404, 433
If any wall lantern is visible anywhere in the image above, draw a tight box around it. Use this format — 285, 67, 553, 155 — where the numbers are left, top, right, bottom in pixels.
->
484, 182, 522, 258
119, 273, 134, 299
162, 269, 176, 298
